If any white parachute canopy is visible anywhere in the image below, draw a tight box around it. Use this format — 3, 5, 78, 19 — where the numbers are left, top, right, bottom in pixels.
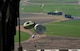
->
54, 10, 58, 13
23, 21, 35, 29
34, 24, 46, 34
41, 3, 44, 8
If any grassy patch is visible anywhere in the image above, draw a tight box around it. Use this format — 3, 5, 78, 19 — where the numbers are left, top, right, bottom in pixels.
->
45, 20, 80, 38
15, 31, 30, 42
20, 4, 80, 16
28, 0, 78, 3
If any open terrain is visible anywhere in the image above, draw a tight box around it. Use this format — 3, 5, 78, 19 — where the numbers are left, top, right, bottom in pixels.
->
14, 13, 80, 51
14, 0, 80, 51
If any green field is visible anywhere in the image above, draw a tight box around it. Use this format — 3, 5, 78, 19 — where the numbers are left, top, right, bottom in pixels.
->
20, 4, 80, 16
15, 31, 30, 42
20, 0, 80, 16
28, 0, 78, 3
45, 20, 80, 38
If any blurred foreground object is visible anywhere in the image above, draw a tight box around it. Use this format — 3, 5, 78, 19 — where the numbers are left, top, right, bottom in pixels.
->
0, 0, 20, 51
